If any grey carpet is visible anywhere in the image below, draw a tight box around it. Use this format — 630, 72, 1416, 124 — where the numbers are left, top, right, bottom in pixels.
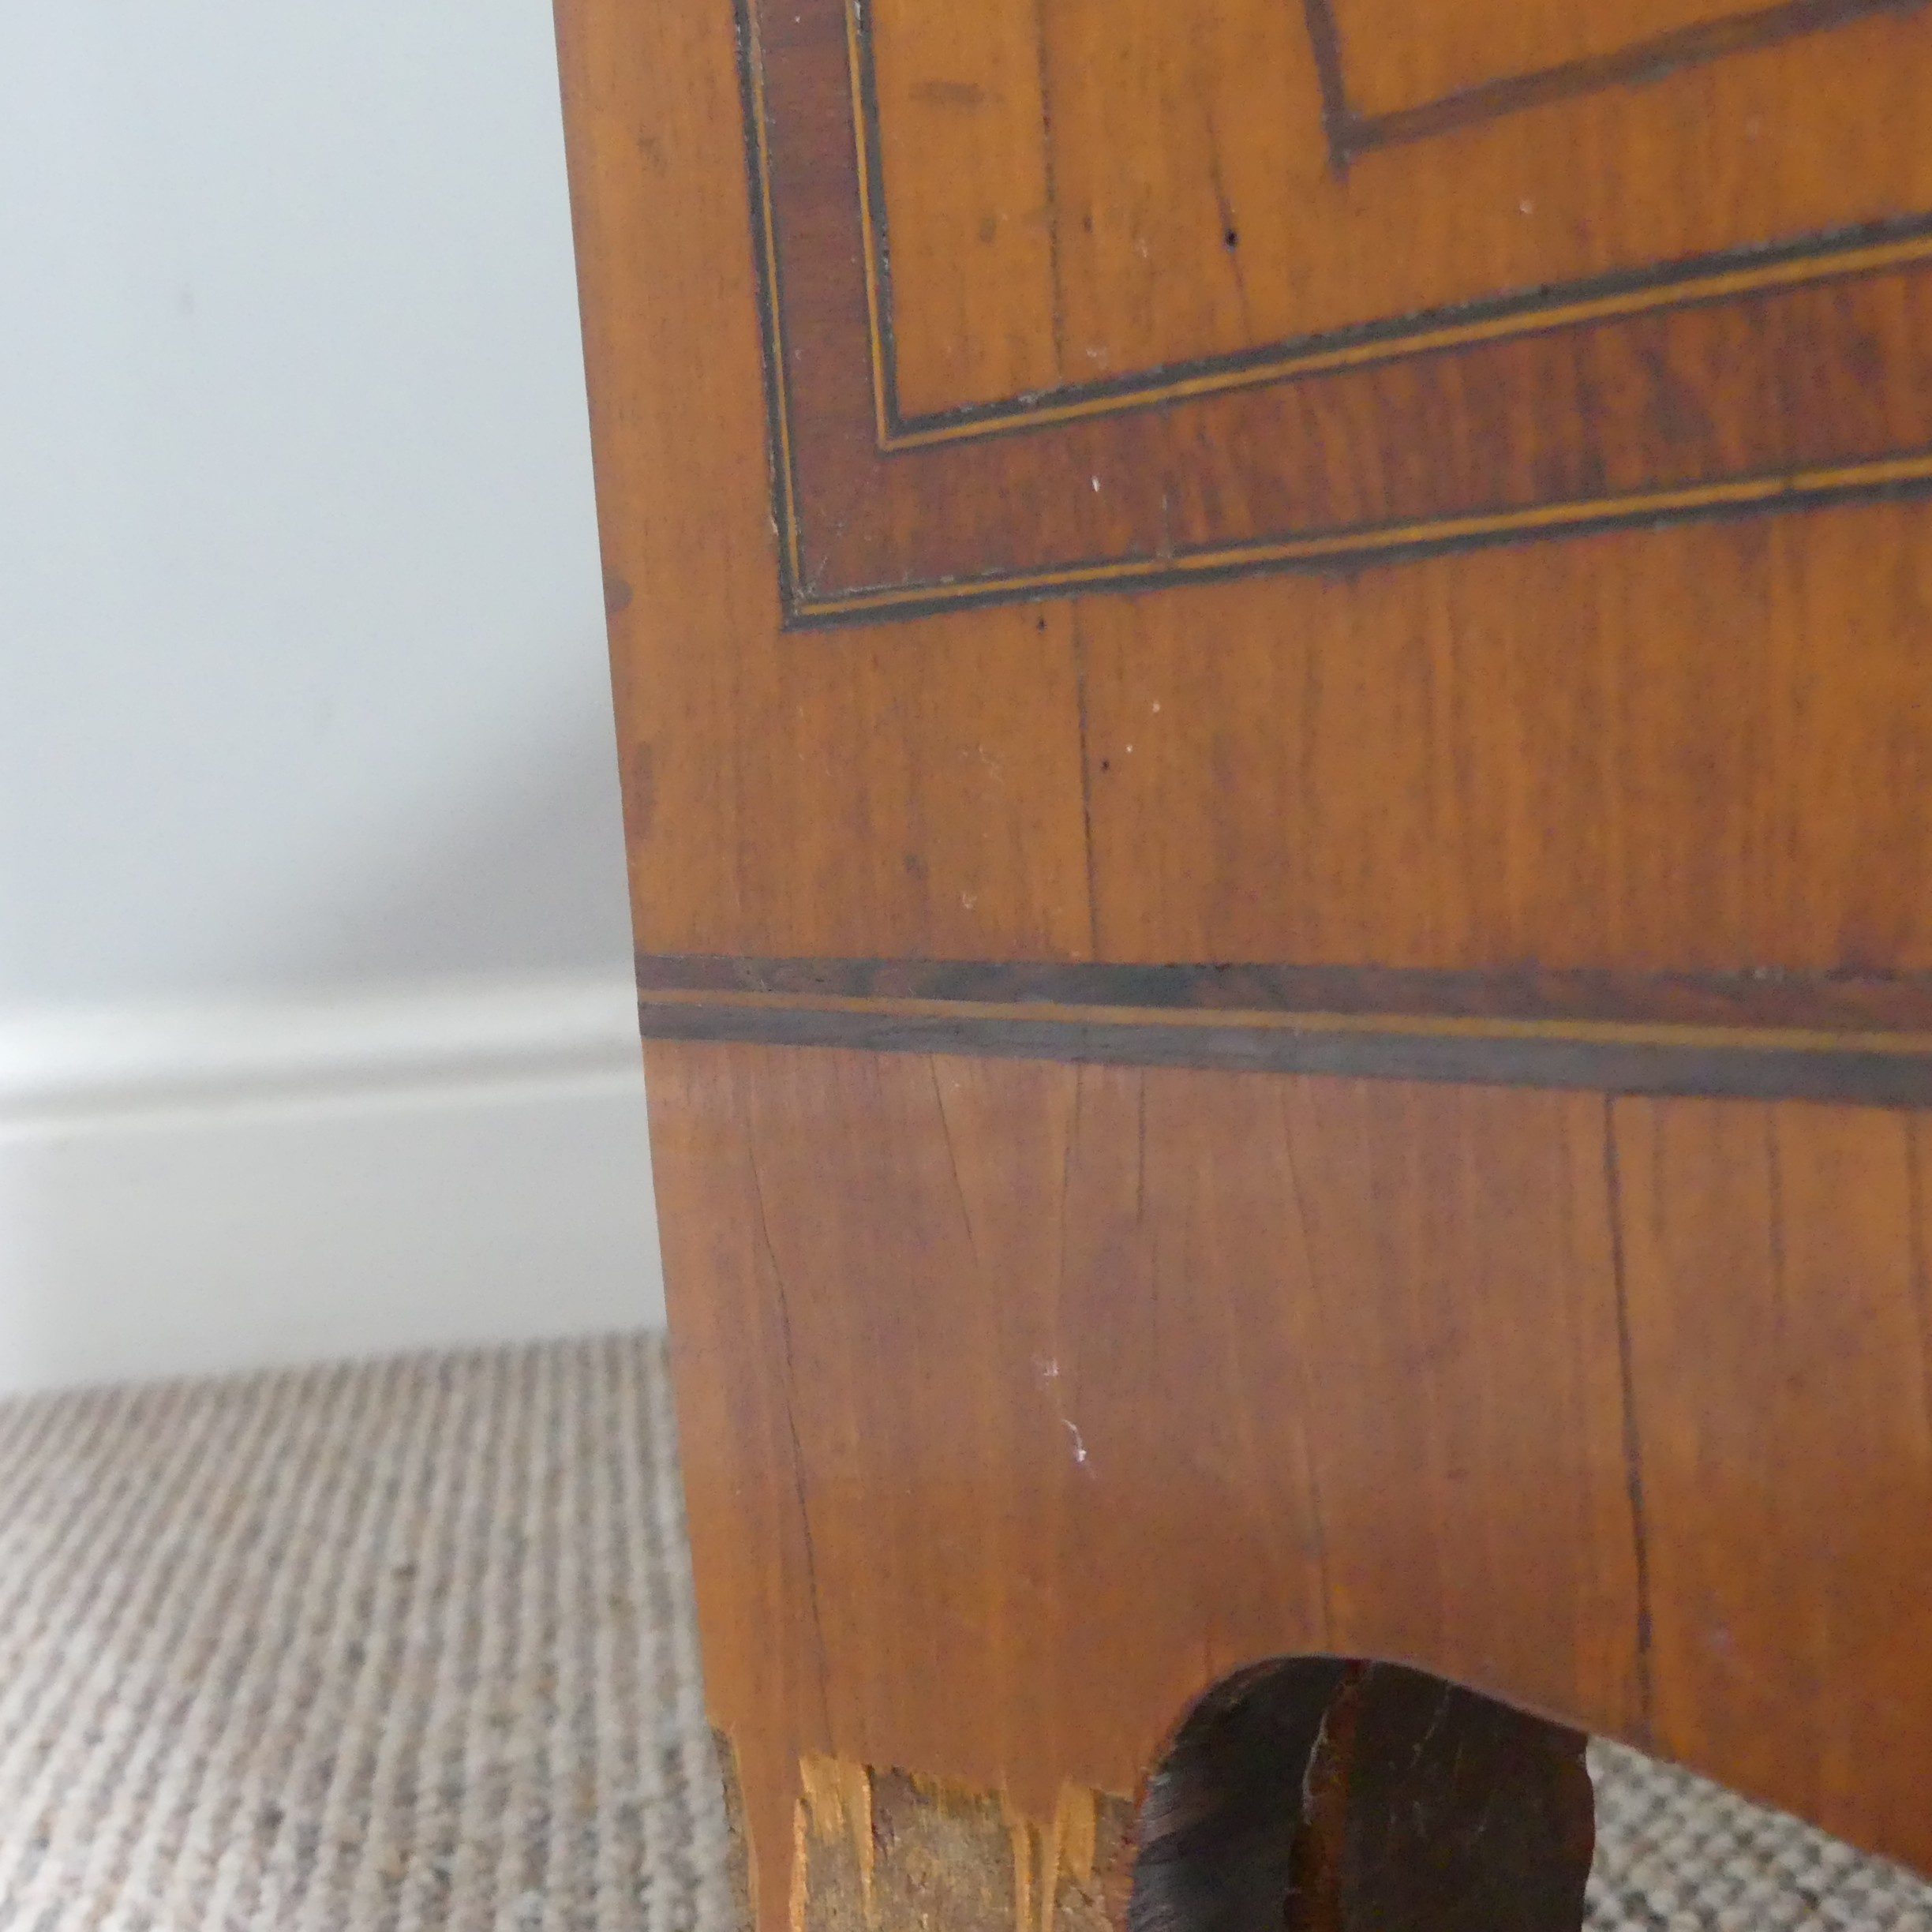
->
0, 1335, 1925, 1932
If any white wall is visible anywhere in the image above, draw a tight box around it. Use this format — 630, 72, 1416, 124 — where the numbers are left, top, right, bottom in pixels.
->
0, 0, 664, 1391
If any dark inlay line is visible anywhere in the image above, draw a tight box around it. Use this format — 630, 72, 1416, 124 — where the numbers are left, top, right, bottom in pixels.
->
1344, 0, 1925, 162
878, 216, 1932, 446
847, 0, 901, 438
853, 0, 1932, 450
1032, 0, 1068, 382
779, 451, 1932, 626
732, 0, 811, 610
635, 955, 1932, 1034
1299, 0, 1356, 178
637, 998, 1932, 1107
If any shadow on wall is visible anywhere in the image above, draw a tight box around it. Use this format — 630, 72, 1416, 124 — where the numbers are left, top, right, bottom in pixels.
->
0, 700, 664, 1398
0, 0, 661, 1392
262, 700, 641, 992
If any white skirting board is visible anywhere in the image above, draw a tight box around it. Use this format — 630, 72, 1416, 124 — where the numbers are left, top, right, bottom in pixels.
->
0, 975, 666, 1397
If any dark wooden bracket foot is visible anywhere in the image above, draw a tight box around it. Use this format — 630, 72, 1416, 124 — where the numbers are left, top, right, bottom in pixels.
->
1130, 1660, 1596, 1932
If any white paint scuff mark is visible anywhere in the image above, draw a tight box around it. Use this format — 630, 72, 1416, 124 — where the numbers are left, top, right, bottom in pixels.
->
1035, 1356, 1095, 1475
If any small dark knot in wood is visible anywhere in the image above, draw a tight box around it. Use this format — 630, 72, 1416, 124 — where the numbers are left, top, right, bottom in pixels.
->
1129, 1660, 1594, 1932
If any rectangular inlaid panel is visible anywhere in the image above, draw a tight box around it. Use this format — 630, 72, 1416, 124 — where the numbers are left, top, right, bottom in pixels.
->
750, 0, 1932, 620
871, 0, 1932, 419
1329, 0, 1839, 122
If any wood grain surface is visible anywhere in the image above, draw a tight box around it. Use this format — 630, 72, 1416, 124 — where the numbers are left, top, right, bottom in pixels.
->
866, 2, 1058, 414
1335, 0, 1756, 119
1076, 505, 1932, 971
558, 0, 1932, 980
649, 1041, 1932, 1922
557, 0, 1932, 1905
1616, 1099, 1932, 1863
555, 0, 1093, 962
868, 0, 1932, 414
753, 0, 1932, 616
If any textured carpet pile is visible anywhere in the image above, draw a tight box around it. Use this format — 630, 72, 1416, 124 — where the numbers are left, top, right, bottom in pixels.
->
0, 1335, 1925, 1931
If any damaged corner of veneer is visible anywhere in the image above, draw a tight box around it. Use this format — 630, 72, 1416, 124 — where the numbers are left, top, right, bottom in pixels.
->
717, 1733, 1137, 1932
710, 1724, 761, 1932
